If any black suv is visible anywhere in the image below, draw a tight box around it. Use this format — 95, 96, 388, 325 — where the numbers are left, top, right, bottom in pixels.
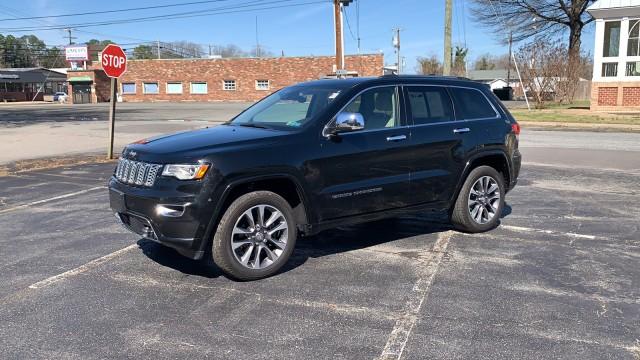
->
109, 76, 521, 280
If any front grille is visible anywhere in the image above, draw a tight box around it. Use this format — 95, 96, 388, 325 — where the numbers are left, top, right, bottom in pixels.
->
114, 158, 162, 187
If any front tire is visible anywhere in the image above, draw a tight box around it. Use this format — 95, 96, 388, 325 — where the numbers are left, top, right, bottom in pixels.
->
450, 166, 505, 233
212, 191, 297, 281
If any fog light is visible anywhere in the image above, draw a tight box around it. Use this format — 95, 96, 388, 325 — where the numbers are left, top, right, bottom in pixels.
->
156, 204, 188, 217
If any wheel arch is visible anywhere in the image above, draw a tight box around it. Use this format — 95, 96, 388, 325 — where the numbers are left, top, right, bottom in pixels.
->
202, 174, 312, 251
450, 151, 512, 205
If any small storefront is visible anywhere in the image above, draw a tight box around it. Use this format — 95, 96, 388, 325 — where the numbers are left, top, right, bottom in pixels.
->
0, 68, 67, 102
68, 76, 93, 104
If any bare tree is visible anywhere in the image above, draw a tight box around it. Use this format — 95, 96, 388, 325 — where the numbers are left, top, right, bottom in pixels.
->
416, 55, 443, 75
211, 44, 248, 58
516, 37, 583, 107
470, 0, 596, 60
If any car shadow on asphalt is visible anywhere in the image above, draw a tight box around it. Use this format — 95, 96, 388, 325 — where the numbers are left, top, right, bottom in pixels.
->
135, 205, 513, 280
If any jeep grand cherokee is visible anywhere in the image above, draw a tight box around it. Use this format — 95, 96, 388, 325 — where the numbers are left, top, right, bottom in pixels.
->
109, 76, 521, 280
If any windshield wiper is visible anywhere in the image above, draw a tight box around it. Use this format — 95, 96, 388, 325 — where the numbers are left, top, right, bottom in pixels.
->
237, 123, 270, 129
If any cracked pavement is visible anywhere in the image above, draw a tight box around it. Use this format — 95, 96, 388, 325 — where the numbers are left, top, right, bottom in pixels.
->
0, 130, 638, 359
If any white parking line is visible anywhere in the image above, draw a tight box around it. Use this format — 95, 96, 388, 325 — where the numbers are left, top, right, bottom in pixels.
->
378, 231, 454, 360
28, 244, 137, 290
0, 186, 104, 215
500, 225, 601, 240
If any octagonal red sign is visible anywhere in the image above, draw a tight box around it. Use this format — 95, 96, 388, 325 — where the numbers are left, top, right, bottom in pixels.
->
101, 44, 127, 78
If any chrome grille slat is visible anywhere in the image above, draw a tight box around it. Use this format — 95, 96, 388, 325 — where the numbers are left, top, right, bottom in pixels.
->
114, 158, 162, 187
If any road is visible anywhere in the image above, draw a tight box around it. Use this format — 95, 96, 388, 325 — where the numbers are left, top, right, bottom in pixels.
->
2, 102, 640, 170
0, 126, 638, 358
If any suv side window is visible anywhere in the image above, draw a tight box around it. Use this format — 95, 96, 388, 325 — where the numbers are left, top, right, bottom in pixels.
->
342, 86, 399, 130
449, 87, 498, 120
406, 86, 454, 125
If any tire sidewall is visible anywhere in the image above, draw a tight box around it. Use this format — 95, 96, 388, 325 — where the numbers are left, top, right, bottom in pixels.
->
213, 191, 297, 280
458, 166, 505, 232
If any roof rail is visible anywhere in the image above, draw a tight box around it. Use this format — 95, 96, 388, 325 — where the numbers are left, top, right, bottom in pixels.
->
378, 74, 472, 81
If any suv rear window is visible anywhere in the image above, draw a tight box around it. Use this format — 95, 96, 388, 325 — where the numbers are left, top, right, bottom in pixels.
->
449, 87, 498, 120
406, 86, 453, 125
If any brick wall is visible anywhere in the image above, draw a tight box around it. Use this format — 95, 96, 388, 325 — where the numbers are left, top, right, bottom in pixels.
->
597, 87, 618, 106
103, 54, 382, 102
622, 87, 640, 106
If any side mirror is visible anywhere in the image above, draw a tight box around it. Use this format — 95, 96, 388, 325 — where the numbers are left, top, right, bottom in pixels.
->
334, 112, 365, 133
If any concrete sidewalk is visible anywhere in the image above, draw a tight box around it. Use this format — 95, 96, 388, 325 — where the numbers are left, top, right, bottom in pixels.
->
0, 119, 220, 164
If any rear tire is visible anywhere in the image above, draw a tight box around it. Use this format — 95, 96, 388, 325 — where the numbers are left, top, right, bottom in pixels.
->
212, 191, 297, 281
450, 166, 505, 233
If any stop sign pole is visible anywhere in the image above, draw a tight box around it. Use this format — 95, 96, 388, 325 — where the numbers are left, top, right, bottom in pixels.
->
101, 44, 127, 159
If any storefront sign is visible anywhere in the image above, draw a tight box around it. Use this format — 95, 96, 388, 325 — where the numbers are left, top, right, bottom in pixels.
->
65, 46, 89, 61
0, 74, 19, 79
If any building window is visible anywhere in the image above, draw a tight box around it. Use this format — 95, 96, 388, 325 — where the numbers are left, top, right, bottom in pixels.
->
122, 83, 136, 94
190, 82, 208, 94
629, 20, 640, 56
603, 21, 621, 57
602, 63, 619, 77
166, 82, 182, 94
223, 80, 236, 91
626, 62, 640, 76
256, 80, 270, 91
143, 82, 159, 94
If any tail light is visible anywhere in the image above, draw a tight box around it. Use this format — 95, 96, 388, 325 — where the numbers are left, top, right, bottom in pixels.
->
511, 123, 521, 136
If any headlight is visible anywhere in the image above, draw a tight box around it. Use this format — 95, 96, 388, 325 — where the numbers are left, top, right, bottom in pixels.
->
161, 164, 210, 180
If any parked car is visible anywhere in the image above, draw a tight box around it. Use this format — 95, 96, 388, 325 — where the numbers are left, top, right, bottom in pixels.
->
109, 75, 521, 280
53, 92, 68, 103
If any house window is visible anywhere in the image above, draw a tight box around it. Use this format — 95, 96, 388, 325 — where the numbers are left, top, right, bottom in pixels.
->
256, 80, 270, 90
122, 83, 136, 94
626, 62, 640, 76
603, 21, 621, 57
223, 80, 236, 91
166, 82, 182, 94
602, 63, 619, 77
143, 82, 159, 94
190, 82, 208, 94
629, 20, 640, 56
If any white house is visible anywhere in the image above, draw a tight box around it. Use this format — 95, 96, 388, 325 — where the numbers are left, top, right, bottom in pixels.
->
589, 0, 640, 110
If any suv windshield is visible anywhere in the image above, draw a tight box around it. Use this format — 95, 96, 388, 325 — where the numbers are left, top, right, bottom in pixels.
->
229, 85, 345, 130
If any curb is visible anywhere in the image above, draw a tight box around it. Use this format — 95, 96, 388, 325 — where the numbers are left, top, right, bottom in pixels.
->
519, 121, 640, 133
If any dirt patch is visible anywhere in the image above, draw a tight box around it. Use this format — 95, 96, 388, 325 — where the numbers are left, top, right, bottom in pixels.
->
0, 155, 116, 177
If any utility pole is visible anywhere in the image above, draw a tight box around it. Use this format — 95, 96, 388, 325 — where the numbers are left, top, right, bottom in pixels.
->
443, 0, 453, 75
256, 16, 261, 58
64, 28, 76, 45
157, 41, 161, 59
507, 31, 513, 99
333, 0, 345, 71
392, 28, 402, 74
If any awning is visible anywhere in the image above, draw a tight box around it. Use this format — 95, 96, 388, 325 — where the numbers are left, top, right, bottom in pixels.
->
68, 76, 93, 82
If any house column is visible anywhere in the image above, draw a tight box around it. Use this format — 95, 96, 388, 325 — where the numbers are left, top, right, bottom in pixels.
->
593, 19, 605, 81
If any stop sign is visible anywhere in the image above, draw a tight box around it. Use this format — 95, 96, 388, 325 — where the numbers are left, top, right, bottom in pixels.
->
101, 44, 127, 78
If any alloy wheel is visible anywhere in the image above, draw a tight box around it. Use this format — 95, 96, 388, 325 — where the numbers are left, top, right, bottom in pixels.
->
231, 204, 289, 270
468, 176, 501, 224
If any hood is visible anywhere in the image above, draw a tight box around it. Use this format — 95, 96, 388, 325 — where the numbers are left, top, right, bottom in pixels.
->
124, 124, 287, 158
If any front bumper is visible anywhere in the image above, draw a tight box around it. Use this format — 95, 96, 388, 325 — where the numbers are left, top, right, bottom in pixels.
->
108, 178, 211, 260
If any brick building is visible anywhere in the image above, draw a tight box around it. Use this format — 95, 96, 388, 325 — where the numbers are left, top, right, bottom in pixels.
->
66, 54, 383, 104
588, 0, 640, 110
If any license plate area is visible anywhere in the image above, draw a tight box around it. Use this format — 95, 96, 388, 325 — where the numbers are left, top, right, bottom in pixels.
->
109, 188, 126, 213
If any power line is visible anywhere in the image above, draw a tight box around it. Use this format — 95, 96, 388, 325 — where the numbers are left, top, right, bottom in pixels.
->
0, 0, 252, 22
0, 0, 329, 32
342, 5, 357, 42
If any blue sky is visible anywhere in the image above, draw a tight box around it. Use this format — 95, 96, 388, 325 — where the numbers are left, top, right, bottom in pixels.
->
2, 0, 595, 73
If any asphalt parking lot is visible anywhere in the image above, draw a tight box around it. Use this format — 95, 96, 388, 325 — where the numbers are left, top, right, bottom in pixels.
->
0, 142, 638, 359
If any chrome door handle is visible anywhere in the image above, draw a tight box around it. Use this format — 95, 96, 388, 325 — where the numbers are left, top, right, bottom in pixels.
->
386, 135, 407, 142
453, 128, 471, 134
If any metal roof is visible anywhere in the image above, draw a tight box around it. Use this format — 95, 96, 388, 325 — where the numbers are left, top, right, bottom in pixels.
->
587, 0, 640, 17
588, 0, 640, 10
467, 69, 510, 81
0, 68, 67, 83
